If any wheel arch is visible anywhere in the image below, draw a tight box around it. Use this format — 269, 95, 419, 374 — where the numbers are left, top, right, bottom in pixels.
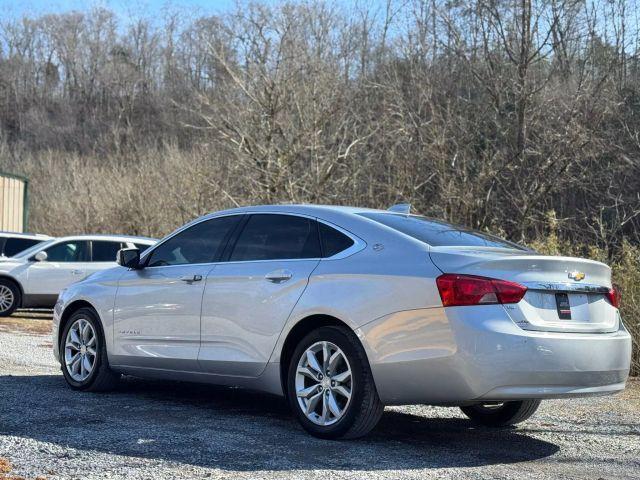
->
58, 300, 101, 351
279, 314, 366, 398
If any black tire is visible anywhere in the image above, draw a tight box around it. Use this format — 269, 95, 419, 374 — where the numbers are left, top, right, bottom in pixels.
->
59, 307, 120, 392
0, 278, 21, 317
286, 325, 384, 439
460, 400, 541, 427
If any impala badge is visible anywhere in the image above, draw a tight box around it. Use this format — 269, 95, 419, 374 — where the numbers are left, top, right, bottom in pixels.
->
568, 271, 585, 281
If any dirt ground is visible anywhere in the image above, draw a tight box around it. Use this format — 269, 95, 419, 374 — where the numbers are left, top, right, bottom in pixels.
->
0, 312, 638, 480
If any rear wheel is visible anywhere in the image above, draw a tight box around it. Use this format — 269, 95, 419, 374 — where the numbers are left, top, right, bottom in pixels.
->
460, 400, 541, 427
0, 279, 20, 317
287, 326, 384, 439
60, 308, 120, 391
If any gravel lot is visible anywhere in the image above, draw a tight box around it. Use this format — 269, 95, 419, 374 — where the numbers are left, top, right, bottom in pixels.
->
0, 313, 638, 480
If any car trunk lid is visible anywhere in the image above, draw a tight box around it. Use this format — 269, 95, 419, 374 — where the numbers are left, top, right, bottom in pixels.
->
429, 246, 619, 333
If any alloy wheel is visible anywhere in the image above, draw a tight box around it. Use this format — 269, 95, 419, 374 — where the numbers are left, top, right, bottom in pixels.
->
64, 318, 98, 382
295, 341, 353, 426
0, 285, 14, 313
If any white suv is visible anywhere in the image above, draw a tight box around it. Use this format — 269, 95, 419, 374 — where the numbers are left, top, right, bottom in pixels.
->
0, 234, 156, 316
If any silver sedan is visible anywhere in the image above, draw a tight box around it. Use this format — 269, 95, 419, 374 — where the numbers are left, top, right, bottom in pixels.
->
52, 205, 632, 439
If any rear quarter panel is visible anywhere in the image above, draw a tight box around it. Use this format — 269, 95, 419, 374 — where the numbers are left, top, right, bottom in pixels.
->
269, 233, 443, 364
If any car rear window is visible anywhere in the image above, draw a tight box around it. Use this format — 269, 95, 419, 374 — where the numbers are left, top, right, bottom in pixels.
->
359, 213, 525, 249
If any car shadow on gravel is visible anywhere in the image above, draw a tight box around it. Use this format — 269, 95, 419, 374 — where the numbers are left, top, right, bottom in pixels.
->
0, 374, 559, 471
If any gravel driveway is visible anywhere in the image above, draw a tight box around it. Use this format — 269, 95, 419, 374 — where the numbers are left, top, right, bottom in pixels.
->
0, 313, 638, 480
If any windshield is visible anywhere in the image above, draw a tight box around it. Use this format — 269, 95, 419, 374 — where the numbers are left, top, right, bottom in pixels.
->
359, 213, 527, 250
13, 239, 56, 259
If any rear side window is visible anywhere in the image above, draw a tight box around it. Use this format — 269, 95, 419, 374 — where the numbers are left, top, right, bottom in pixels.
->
3, 238, 43, 257
359, 213, 525, 249
45, 241, 91, 262
319, 223, 354, 257
147, 215, 240, 267
92, 241, 125, 262
229, 214, 321, 261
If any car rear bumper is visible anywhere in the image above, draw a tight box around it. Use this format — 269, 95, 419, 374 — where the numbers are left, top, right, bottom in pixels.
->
357, 305, 631, 405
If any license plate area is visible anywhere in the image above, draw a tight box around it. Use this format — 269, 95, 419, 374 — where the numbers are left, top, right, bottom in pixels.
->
511, 288, 618, 333
555, 293, 571, 320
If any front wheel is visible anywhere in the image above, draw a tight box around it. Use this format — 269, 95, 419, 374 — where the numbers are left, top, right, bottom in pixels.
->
460, 400, 541, 427
60, 308, 120, 391
287, 326, 384, 439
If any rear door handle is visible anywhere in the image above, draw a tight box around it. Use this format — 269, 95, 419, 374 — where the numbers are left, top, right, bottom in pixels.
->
71, 269, 84, 275
265, 269, 293, 283
180, 274, 202, 283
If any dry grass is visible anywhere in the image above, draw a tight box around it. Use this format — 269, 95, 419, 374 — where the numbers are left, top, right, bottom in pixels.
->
5, 149, 247, 239
0, 313, 52, 336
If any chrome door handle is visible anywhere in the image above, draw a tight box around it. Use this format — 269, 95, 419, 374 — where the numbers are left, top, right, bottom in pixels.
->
71, 269, 84, 275
264, 270, 293, 283
180, 274, 202, 283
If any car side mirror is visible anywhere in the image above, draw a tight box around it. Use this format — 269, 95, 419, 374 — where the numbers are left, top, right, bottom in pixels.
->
34, 251, 48, 262
117, 248, 141, 269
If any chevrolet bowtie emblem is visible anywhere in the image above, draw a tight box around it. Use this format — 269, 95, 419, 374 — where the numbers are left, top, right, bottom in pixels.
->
568, 271, 585, 281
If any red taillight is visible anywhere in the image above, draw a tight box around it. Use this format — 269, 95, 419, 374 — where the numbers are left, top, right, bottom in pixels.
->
606, 285, 621, 308
436, 274, 527, 307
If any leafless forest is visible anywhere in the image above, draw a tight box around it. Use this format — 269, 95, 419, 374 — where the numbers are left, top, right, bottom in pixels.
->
0, 0, 639, 371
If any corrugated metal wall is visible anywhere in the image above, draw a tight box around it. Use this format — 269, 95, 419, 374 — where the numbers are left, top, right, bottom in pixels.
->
0, 174, 27, 232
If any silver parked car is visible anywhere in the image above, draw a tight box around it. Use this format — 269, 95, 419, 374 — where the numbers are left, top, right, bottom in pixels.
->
52, 205, 631, 439
0, 234, 156, 316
